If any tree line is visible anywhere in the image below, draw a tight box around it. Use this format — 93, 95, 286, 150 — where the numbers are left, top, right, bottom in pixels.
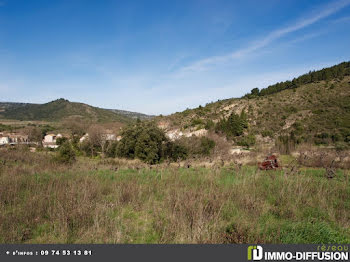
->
244, 61, 350, 98
57, 121, 216, 164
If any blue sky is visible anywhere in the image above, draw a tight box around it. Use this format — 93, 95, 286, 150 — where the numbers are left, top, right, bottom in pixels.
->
0, 0, 350, 115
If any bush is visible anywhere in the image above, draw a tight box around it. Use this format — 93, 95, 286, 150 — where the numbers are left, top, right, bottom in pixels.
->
190, 118, 205, 127
162, 141, 188, 162
56, 142, 76, 163
56, 137, 68, 146
204, 119, 215, 130
335, 142, 349, 151
314, 133, 329, 145
261, 130, 273, 138
176, 136, 215, 157
198, 137, 215, 155
237, 134, 256, 148
80, 139, 101, 157
275, 135, 292, 154
105, 141, 119, 158
116, 122, 168, 164
215, 111, 248, 138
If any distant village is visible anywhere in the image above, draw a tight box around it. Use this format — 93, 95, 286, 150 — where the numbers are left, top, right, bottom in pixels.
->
0, 131, 122, 149
0, 132, 31, 145
0, 121, 211, 150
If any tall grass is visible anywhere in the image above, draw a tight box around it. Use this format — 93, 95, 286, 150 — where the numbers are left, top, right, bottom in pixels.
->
0, 149, 349, 243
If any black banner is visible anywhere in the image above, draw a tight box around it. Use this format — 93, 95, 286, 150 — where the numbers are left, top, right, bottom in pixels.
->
0, 244, 349, 262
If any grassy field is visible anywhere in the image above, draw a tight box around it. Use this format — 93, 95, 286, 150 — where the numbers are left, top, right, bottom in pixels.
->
0, 149, 349, 244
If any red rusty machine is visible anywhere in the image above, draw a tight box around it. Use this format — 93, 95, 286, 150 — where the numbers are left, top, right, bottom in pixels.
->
258, 155, 280, 170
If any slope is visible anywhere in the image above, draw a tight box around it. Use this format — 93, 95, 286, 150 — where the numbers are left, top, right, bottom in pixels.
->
157, 62, 350, 148
0, 98, 132, 123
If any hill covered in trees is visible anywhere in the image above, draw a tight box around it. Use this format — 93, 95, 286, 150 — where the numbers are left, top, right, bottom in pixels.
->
108, 109, 154, 120
245, 61, 350, 98
0, 99, 134, 123
157, 61, 350, 151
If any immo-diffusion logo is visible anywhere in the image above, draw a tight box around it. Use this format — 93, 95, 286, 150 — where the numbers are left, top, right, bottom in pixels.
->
247, 245, 263, 261
247, 245, 349, 261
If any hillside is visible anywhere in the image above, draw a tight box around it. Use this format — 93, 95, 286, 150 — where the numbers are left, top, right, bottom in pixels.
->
0, 99, 134, 123
156, 62, 350, 150
108, 109, 154, 120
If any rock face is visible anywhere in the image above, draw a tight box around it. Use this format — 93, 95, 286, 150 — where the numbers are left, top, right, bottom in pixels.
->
157, 121, 170, 130
230, 147, 250, 154
165, 128, 208, 141
166, 129, 183, 140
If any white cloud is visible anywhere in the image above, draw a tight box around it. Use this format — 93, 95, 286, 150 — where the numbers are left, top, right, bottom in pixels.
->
178, 0, 350, 73
332, 15, 350, 23
141, 60, 343, 115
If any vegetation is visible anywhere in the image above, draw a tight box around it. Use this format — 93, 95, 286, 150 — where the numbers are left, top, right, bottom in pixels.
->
0, 149, 349, 244
215, 111, 248, 138
158, 72, 350, 148
0, 98, 132, 123
109, 109, 154, 120
245, 61, 350, 97
116, 122, 168, 164
175, 136, 216, 157
56, 142, 76, 163
162, 141, 188, 162
1, 62, 350, 245
237, 134, 256, 148
0, 123, 19, 132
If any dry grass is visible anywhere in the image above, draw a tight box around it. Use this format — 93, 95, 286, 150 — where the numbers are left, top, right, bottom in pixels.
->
0, 148, 349, 243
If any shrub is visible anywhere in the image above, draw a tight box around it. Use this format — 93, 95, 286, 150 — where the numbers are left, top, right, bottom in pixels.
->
105, 141, 119, 158
162, 141, 188, 162
237, 134, 256, 148
215, 111, 248, 138
176, 136, 215, 157
204, 119, 215, 130
314, 133, 329, 145
331, 133, 342, 143
80, 139, 101, 157
261, 130, 273, 138
56, 142, 76, 163
56, 137, 68, 146
275, 135, 297, 154
198, 137, 215, 155
190, 118, 205, 127
116, 122, 168, 164
335, 142, 349, 151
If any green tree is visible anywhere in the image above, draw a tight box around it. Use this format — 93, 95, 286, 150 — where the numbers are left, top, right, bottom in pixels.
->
251, 87, 260, 96
215, 111, 249, 139
198, 137, 215, 155
162, 141, 188, 162
56, 137, 68, 146
57, 141, 76, 163
116, 122, 168, 164
105, 141, 118, 158
237, 134, 256, 148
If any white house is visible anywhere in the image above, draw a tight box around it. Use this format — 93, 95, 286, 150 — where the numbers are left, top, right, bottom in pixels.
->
0, 133, 29, 145
42, 134, 62, 148
0, 136, 10, 145
8, 134, 29, 143
79, 133, 89, 143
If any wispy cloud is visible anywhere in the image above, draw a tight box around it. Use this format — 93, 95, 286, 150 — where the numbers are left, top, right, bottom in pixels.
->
332, 15, 350, 23
179, 0, 350, 73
